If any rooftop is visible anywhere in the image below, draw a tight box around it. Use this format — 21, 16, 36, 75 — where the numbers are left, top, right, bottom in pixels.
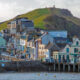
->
45, 42, 60, 51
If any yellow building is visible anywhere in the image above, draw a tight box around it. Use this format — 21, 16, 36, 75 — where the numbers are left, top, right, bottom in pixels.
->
38, 44, 48, 59
38, 41, 60, 60
53, 51, 59, 62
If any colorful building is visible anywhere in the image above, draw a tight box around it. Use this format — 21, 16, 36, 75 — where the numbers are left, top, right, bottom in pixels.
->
0, 37, 6, 52
7, 18, 34, 33
58, 37, 80, 63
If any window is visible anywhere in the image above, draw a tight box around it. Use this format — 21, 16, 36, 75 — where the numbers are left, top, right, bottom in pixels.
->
56, 55, 57, 59
76, 41, 79, 46
54, 55, 55, 58
67, 55, 69, 60
66, 48, 69, 53
63, 55, 65, 60
74, 48, 78, 53
66, 55, 69, 62
59, 55, 61, 62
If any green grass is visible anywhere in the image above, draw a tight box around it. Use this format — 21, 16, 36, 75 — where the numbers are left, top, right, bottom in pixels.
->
19, 8, 51, 29
63, 16, 80, 26
0, 22, 8, 31
0, 8, 51, 30
0, 7, 80, 31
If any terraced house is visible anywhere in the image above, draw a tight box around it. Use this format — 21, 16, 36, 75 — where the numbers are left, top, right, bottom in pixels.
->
58, 37, 80, 63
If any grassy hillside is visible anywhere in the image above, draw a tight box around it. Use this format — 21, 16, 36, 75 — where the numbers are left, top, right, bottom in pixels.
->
0, 22, 8, 30
0, 8, 51, 30
19, 8, 51, 29
0, 7, 80, 30
0, 7, 80, 37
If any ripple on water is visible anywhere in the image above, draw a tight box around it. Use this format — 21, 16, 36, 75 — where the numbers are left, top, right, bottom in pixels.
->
0, 72, 80, 80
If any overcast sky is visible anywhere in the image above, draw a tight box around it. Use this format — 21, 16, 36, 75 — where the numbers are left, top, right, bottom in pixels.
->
0, 0, 80, 22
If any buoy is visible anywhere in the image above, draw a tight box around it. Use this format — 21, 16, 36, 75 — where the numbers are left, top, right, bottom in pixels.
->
54, 75, 56, 78
37, 73, 40, 76
45, 73, 47, 76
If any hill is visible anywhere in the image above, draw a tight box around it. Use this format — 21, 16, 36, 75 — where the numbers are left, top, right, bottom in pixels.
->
0, 7, 80, 37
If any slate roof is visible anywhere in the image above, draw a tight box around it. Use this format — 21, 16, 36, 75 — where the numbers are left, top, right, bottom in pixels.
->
47, 31, 67, 38
54, 37, 68, 42
45, 42, 60, 51
56, 43, 67, 49
21, 36, 26, 39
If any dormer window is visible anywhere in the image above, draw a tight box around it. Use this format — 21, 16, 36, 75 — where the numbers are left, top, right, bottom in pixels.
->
76, 41, 79, 46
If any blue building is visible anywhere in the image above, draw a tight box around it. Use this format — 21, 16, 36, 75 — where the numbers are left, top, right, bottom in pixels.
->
40, 31, 68, 45
48, 31, 67, 38
0, 37, 6, 52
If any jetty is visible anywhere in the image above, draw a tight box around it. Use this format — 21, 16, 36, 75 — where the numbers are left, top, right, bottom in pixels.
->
0, 61, 80, 72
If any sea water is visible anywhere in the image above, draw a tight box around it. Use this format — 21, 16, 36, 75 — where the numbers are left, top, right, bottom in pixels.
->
0, 72, 80, 80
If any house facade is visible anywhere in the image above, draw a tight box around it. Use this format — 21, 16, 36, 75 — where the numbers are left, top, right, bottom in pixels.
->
35, 31, 68, 60
38, 43, 48, 60
26, 39, 36, 60
58, 37, 80, 63
7, 18, 34, 33
0, 37, 6, 52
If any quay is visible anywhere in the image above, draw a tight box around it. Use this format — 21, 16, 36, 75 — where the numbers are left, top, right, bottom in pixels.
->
0, 61, 80, 72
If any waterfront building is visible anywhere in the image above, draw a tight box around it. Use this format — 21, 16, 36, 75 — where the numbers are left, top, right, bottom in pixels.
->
26, 39, 36, 60
36, 39, 60, 60
38, 43, 47, 60
0, 37, 6, 47
0, 37, 6, 52
20, 35, 27, 52
58, 37, 80, 63
52, 51, 59, 62
35, 31, 68, 60
45, 42, 60, 59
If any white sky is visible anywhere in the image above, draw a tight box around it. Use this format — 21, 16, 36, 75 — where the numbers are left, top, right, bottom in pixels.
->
0, 0, 80, 22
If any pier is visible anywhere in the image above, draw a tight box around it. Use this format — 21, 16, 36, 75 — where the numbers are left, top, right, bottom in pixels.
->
51, 63, 79, 72
0, 61, 80, 72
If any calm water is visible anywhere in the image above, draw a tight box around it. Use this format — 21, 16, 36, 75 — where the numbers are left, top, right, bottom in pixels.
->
0, 72, 80, 80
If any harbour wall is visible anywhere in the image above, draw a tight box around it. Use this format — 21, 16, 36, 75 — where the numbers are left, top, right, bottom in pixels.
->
0, 61, 80, 72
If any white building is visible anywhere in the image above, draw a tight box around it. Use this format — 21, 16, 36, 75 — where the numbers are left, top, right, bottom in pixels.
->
58, 37, 80, 63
